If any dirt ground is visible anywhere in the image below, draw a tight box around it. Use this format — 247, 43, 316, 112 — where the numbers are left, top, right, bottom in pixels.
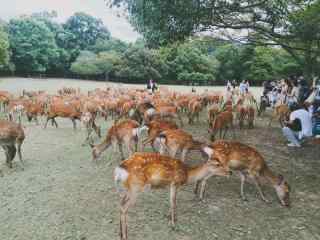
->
0, 78, 320, 240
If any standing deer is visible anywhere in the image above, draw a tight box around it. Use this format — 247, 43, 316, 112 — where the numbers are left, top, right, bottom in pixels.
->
156, 128, 205, 162
114, 152, 229, 240
90, 119, 147, 161
0, 120, 25, 173
199, 140, 290, 206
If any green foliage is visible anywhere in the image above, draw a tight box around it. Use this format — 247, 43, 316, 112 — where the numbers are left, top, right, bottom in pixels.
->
0, 25, 9, 68
90, 38, 128, 54
8, 17, 59, 73
64, 12, 110, 50
70, 50, 121, 77
110, 0, 320, 82
115, 46, 168, 82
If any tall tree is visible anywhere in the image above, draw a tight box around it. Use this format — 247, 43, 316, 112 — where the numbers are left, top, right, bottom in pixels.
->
8, 17, 59, 73
0, 24, 9, 68
109, 0, 320, 81
64, 12, 111, 50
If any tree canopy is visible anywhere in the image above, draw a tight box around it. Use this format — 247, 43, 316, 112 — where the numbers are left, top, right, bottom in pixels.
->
108, 0, 320, 81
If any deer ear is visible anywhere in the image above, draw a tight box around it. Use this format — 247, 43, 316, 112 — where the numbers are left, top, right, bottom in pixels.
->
278, 174, 284, 185
203, 146, 214, 157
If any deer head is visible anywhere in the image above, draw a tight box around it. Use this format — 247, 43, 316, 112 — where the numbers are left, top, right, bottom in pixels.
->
274, 175, 290, 207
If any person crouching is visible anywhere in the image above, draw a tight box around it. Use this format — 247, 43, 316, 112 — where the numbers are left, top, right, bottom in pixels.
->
282, 103, 313, 147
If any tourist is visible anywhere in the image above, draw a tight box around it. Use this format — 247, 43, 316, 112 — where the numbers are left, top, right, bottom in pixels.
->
282, 103, 313, 147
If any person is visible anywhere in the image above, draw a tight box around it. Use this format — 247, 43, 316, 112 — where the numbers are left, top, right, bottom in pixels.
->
287, 80, 299, 107
231, 80, 237, 89
147, 79, 153, 90
245, 80, 250, 92
239, 80, 247, 95
282, 103, 313, 147
226, 80, 232, 92
151, 79, 158, 93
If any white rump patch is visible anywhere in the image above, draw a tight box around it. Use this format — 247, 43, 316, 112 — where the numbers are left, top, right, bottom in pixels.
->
133, 126, 149, 138
128, 109, 135, 117
203, 146, 214, 157
114, 167, 129, 182
146, 108, 156, 116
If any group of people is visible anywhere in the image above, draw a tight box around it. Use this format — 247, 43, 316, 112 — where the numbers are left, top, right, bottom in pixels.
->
147, 79, 158, 93
264, 76, 320, 147
227, 80, 250, 95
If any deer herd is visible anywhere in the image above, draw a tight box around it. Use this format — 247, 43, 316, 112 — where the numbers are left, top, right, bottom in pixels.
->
0, 86, 291, 240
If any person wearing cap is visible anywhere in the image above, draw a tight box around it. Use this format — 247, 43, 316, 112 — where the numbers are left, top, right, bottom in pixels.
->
282, 103, 313, 147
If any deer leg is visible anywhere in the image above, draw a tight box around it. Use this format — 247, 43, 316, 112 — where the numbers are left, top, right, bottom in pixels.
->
239, 172, 247, 201
194, 180, 201, 195
53, 118, 58, 128
177, 113, 183, 127
71, 118, 77, 130
252, 176, 270, 203
120, 191, 138, 240
181, 148, 189, 162
92, 120, 101, 138
169, 184, 177, 226
17, 142, 24, 168
118, 141, 125, 160
223, 126, 229, 139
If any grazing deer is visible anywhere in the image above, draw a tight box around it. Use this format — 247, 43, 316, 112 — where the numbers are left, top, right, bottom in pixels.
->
268, 104, 290, 127
209, 111, 235, 141
114, 152, 229, 240
90, 119, 147, 161
142, 120, 178, 150
0, 120, 25, 172
199, 140, 290, 206
156, 128, 205, 162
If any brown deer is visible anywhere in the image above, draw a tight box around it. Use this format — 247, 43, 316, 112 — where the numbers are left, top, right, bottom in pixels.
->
142, 120, 178, 150
114, 152, 229, 240
44, 99, 81, 129
199, 140, 290, 206
209, 111, 235, 141
90, 119, 147, 161
0, 120, 25, 173
156, 128, 205, 162
268, 104, 290, 127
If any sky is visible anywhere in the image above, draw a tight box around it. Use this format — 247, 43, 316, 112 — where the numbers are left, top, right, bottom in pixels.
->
0, 0, 140, 42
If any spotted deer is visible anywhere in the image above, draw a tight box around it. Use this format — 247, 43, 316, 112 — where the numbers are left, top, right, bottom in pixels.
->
114, 152, 229, 240
199, 140, 290, 206
90, 119, 147, 161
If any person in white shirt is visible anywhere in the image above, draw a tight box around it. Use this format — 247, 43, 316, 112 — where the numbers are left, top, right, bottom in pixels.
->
239, 80, 247, 95
282, 104, 313, 147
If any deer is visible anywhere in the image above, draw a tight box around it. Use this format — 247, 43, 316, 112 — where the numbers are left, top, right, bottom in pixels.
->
198, 140, 290, 207
0, 120, 25, 173
114, 152, 229, 240
90, 119, 147, 161
44, 99, 81, 129
156, 128, 206, 162
141, 119, 178, 151
268, 104, 290, 127
208, 111, 235, 141
187, 99, 203, 124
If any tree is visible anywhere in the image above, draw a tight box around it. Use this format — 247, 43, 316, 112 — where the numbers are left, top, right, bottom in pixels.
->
115, 46, 168, 83
8, 17, 59, 73
109, 0, 320, 82
90, 37, 128, 54
0, 24, 9, 69
64, 12, 111, 50
70, 51, 103, 76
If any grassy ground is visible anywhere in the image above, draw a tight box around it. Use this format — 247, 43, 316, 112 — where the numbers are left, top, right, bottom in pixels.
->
0, 77, 319, 240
